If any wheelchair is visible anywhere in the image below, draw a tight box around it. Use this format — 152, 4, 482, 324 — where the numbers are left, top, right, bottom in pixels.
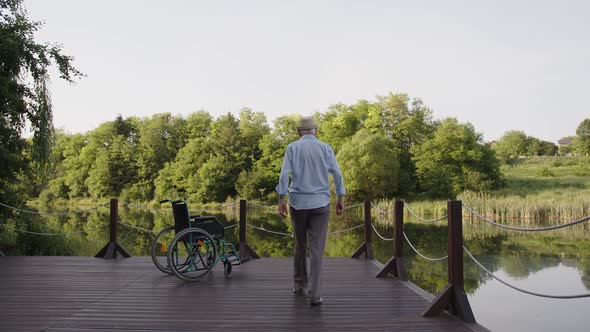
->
150, 199, 242, 281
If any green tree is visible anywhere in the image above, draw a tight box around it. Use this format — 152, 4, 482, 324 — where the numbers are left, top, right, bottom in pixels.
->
364, 93, 436, 195
317, 100, 369, 152
134, 113, 187, 199
558, 136, 575, 155
411, 118, 501, 199
492, 130, 528, 161
60, 133, 90, 197
153, 137, 211, 200
82, 119, 140, 198
185, 110, 212, 139
538, 140, 558, 156
0, 0, 82, 208
573, 118, 590, 155
337, 129, 400, 200
238, 108, 269, 171
237, 115, 299, 200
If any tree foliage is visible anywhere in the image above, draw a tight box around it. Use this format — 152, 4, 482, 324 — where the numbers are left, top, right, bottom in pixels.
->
573, 118, 590, 155
411, 118, 501, 198
493, 130, 557, 161
337, 130, 400, 200
35, 92, 508, 203
1, 0, 82, 210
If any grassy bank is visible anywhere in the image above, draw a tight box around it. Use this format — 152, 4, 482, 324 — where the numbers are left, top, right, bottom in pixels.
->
373, 156, 590, 228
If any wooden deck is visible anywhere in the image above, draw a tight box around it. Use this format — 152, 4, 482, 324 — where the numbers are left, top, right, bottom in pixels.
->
0, 257, 483, 332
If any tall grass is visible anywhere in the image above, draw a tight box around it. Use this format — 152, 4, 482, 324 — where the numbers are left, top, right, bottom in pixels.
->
371, 156, 590, 237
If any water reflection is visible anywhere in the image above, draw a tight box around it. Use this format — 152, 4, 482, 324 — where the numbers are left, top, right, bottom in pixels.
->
469, 257, 590, 332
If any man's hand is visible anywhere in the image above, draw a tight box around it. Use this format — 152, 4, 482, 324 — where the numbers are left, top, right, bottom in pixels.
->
336, 197, 344, 216
278, 199, 288, 218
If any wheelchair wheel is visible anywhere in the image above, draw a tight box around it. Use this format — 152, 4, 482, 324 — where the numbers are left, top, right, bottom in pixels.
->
223, 259, 232, 278
151, 225, 175, 275
167, 228, 217, 281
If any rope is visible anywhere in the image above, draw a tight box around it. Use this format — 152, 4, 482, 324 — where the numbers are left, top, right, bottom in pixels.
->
404, 201, 447, 223
328, 224, 364, 235
246, 223, 293, 236
370, 223, 393, 241
119, 221, 238, 234
344, 202, 364, 210
462, 203, 590, 232
119, 201, 170, 213
0, 202, 109, 216
118, 222, 158, 234
247, 201, 276, 210
403, 231, 448, 261
244, 222, 363, 237
248, 201, 364, 212
464, 246, 590, 299
12, 225, 107, 236
220, 202, 240, 208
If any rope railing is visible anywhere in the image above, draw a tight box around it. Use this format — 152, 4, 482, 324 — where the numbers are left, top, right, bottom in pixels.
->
121, 200, 239, 212
247, 201, 364, 212
370, 223, 393, 241
343, 202, 364, 210
464, 246, 590, 299
118, 222, 158, 235
119, 201, 170, 213
247, 201, 276, 210
220, 201, 240, 208
462, 203, 590, 232
328, 224, 363, 235
403, 201, 447, 223
403, 231, 448, 261
118, 221, 239, 234
244, 222, 364, 237
11, 225, 107, 236
246, 223, 292, 236
0, 202, 109, 216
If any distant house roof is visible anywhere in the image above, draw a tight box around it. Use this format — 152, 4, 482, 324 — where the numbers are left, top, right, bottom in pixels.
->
558, 138, 573, 145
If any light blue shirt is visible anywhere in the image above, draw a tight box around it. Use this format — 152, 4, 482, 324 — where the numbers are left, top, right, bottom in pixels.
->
275, 135, 346, 210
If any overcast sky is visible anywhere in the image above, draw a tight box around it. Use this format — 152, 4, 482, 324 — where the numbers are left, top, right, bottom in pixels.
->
25, 0, 590, 143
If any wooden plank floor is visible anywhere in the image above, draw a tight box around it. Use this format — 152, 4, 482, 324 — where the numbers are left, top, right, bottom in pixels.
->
0, 257, 482, 332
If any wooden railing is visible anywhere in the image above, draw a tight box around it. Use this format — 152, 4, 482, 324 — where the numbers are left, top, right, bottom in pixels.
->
93, 197, 474, 323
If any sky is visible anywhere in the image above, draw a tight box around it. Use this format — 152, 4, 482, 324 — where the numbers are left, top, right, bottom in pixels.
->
24, 0, 590, 143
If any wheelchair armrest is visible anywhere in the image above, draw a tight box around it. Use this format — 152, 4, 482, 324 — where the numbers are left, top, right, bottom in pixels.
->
189, 214, 201, 219
192, 216, 218, 222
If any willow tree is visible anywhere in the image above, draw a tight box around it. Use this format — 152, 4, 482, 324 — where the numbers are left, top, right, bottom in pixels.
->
0, 0, 82, 205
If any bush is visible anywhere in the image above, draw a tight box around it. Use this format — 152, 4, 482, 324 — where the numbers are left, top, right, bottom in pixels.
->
574, 164, 590, 176
538, 167, 554, 177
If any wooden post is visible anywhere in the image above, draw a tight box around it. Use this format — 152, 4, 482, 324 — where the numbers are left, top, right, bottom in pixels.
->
423, 200, 475, 323
377, 200, 407, 280
352, 200, 373, 259
109, 198, 117, 243
239, 199, 259, 260
95, 198, 130, 259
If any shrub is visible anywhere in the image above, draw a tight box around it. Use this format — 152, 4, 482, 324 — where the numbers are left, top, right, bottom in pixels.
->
538, 167, 554, 177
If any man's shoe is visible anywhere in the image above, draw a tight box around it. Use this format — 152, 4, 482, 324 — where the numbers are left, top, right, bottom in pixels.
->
309, 297, 323, 305
292, 287, 307, 296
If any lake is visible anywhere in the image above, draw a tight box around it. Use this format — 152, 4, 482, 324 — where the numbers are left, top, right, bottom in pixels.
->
3, 202, 590, 332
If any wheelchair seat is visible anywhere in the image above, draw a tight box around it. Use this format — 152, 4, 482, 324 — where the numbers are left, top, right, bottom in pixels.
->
171, 200, 224, 239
